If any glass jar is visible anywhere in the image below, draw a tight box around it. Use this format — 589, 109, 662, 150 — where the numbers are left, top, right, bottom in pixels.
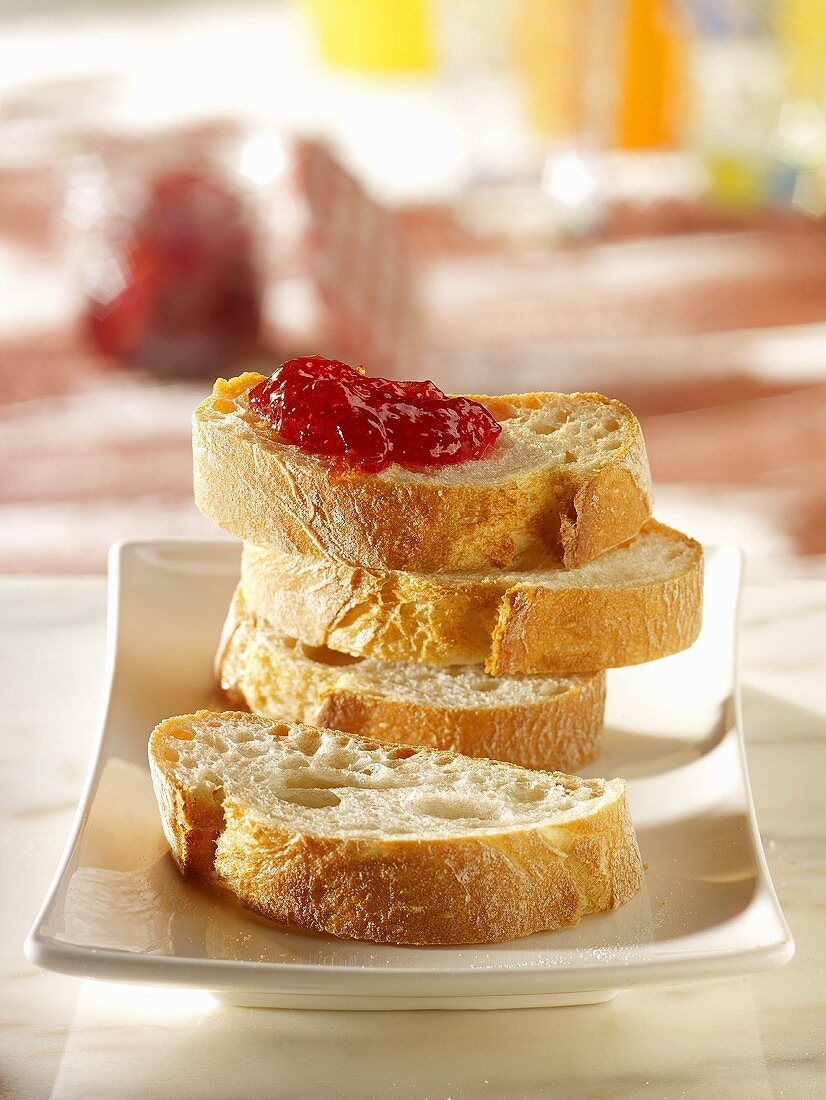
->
68, 122, 265, 378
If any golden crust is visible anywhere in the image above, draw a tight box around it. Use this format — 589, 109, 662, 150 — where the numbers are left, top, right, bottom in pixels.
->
489, 529, 703, 675
149, 756, 224, 878
561, 463, 652, 569
241, 541, 499, 666
149, 712, 644, 945
240, 521, 703, 675
216, 590, 607, 773
193, 375, 653, 572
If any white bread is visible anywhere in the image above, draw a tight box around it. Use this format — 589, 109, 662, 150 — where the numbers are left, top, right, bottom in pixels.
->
149, 710, 644, 944
193, 373, 652, 571
241, 519, 703, 675
216, 586, 606, 772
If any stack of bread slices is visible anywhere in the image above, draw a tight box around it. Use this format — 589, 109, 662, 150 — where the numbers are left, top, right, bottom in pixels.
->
193, 372, 703, 775
145, 368, 704, 945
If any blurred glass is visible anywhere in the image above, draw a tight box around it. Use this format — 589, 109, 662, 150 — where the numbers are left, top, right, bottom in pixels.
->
774, 0, 826, 216
617, 0, 686, 149
302, 0, 435, 72
683, 0, 786, 209
510, 0, 687, 233
683, 0, 826, 214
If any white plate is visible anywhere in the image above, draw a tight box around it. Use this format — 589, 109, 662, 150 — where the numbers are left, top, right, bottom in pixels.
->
26, 539, 793, 1010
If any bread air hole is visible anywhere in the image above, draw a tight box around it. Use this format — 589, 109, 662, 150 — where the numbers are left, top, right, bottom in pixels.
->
321, 747, 360, 770
485, 400, 518, 421
530, 422, 561, 435
415, 796, 490, 820
299, 642, 364, 667
279, 788, 341, 809
469, 679, 498, 693
295, 728, 321, 756
169, 726, 196, 741
510, 783, 546, 803
604, 417, 620, 432
284, 773, 345, 791
384, 746, 418, 761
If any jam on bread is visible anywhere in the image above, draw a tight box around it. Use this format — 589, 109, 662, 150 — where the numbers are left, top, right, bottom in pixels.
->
247, 355, 501, 473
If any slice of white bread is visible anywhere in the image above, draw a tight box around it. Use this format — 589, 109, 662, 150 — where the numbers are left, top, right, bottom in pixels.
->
149, 710, 644, 944
193, 373, 652, 571
217, 586, 606, 772
242, 519, 703, 675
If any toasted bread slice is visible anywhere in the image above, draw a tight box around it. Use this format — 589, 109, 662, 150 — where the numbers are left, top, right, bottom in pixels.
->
241, 519, 703, 675
216, 586, 605, 772
149, 710, 643, 944
193, 373, 652, 571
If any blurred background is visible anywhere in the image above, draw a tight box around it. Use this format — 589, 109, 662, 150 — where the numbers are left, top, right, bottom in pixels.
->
2, 0, 825, 577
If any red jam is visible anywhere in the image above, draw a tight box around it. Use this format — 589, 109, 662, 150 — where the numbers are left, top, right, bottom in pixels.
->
247, 356, 502, 473
88, 171, 260, 375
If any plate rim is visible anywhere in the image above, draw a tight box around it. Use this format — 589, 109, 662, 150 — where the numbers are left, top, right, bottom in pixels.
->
25, 537, 796, 996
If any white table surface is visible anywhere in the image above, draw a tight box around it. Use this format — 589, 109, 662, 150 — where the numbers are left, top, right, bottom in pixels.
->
1, 577, 824, 1099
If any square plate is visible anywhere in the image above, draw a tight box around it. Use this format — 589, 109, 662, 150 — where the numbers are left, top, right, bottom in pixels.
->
26, 539, 794, 1009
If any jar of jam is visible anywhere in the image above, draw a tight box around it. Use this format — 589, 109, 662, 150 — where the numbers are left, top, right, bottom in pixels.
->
74, 124, 264, 378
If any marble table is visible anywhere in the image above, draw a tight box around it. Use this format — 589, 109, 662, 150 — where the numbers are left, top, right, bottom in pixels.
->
1, 578, 824, 1099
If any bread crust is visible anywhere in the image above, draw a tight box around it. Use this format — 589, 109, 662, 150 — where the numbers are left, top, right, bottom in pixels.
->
217, 591, 607, 773
193, 374, 652, 572
240, 520, 703, 675
149, 712, 644, 945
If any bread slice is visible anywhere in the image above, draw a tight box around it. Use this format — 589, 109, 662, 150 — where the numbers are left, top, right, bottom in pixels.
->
217, 586, 606, 772
242, 519, 703, 675
193, 373, 652, 571
149, 710, 644, 944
